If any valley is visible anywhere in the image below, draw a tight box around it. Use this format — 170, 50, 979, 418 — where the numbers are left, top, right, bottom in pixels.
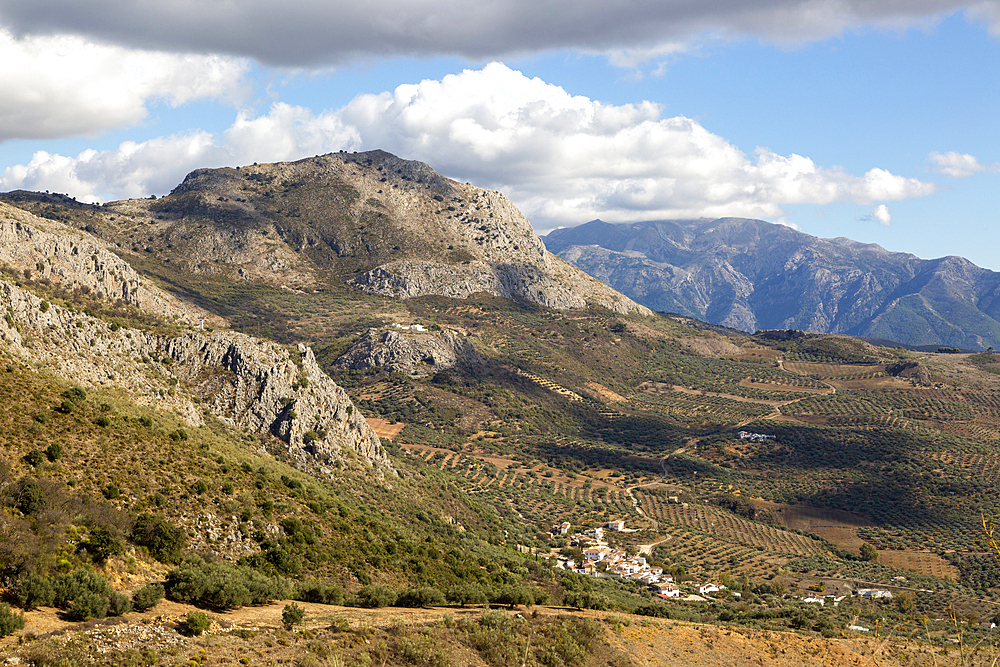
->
1, 153, 999, 665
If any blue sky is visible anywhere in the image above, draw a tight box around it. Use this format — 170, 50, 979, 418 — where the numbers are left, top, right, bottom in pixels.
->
0, 1, 997, 268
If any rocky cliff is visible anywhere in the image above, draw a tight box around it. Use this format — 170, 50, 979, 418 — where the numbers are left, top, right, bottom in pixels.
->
0, 204, 391, 476
336, 326, 483, 376
545, 218, 1000, 349
0, 201, 217, 325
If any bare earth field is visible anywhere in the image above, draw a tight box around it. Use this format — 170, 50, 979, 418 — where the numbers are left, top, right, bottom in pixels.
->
1, 601, 950, 667
365, 417, 405, 439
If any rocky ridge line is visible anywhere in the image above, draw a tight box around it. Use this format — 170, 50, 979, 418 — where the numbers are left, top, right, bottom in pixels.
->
0, 201, 218, 326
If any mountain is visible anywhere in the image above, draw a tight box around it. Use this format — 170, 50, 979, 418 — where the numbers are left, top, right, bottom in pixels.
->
5, 154, 1000, 665
543, 217, 1000, 349
0, 201, 390, 477
1, 151, 647, 316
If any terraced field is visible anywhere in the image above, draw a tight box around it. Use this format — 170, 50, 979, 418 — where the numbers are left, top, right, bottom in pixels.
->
402, 442, 641, 532
635, 492, 826, 559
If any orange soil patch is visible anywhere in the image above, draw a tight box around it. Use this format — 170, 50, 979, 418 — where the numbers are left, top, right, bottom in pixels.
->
365, 418, 405, 439
585, 382, 627, 403
876, 550, 960, 579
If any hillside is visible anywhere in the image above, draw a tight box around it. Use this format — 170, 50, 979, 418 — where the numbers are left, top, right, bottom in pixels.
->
1, 151, 648, 316
3, 159, 1000, 665
544, 218, 1000, 349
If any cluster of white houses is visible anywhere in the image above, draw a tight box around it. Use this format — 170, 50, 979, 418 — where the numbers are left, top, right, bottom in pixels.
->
554, 520, 896, 603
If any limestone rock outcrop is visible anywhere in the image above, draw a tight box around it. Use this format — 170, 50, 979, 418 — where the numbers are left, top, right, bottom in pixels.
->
336, 326, 483, 375
0, 278, 391, 476
0, 201, 217, 325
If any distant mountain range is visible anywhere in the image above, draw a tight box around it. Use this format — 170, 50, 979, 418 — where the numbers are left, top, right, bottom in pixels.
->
544, 218, 1000, 350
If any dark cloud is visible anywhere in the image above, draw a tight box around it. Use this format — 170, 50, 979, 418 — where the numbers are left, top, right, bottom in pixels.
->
0, 0, 985, 66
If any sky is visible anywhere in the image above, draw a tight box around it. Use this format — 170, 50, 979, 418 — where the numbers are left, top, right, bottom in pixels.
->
0, 1, 997, 269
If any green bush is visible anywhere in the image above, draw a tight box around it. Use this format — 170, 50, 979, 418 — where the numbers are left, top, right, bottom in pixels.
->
0, 604, 25, 637
67, 591, 109, 621
282, 602, 305, 630
351, 585, 397, 608
62, 387, 86, 404
132, 583, 165, 612
15, 479, 46, 514
165, 556, 289, 609
53, 569, 112, 608
23, 450, 44, 467
45, 442, 62, 461
86, 526, 124, 563
108, 591, 132, 617
14, 573, 54, 610
132, 513, 186, 563
181, 611, 212, 636
294, 581, 345, 606
395, 587, 446, 608
103, 484, 120, 500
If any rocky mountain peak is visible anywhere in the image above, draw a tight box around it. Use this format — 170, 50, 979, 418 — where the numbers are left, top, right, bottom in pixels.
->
54, 151, 649, 315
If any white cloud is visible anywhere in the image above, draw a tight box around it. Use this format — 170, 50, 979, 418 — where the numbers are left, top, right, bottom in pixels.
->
0, 1, 993, 67
0, 28, 250, 142
927, 150, 996, 177
969, 1, 1000, 35
0, 64, 937, 227
861, 204, 892, 226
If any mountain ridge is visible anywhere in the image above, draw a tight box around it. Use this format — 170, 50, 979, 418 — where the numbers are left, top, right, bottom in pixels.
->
544, 217, 1000, 349
3, 151, 647, 316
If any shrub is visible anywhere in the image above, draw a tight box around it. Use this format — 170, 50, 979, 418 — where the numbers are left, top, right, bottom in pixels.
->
95, 415, 111, 428
86, 526, 125, 563
182, 611, 212, 636
192, 480, 208, 494
132, 513, 186, 563
15, 479, 46, 514
23, 450, 45, 467
45, 442, 62, 461
62, 387, 86, 404
294, 581, 345, 606
282, 602, 305, 630
132, 583, 165, 612
395, 587, 446, 608
107, 591, 132, 617
53, 569, 112, 608
165, 556, 289, 609
103, 484, 120, 500
15, 573, 55, 610
67, 591, 109, 621
351, 585, 397, 608
0, 604, 25, 637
